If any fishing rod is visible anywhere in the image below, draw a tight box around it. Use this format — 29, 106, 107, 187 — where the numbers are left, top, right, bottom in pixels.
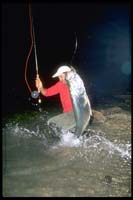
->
31, 20, 41, 100
25, 4, 41, 103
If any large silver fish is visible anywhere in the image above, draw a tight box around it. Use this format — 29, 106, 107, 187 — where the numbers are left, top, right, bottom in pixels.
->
66, 69, 92, 137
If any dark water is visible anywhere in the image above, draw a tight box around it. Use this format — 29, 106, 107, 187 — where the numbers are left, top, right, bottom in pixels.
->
2, 95, 131, 197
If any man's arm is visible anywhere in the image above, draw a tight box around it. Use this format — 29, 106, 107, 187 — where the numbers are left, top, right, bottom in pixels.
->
35, 75, 60, 96
35, 76, 46, 95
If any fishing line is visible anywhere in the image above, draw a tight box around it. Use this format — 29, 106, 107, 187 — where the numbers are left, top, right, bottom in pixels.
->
24, 4, 41, 102
70, 32, 78, 66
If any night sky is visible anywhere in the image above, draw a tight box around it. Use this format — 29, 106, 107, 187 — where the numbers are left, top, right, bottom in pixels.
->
2, 2, 131, 115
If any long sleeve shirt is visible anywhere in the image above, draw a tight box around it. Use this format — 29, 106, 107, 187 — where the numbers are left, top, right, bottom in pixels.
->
44, 81, 73, 113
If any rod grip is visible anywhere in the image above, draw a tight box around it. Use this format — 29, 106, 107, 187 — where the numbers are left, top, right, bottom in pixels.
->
36, 74, 39, 79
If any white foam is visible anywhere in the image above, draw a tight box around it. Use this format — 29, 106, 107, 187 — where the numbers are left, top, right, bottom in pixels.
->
5, 122, 45, 139
82, 134, 131, 160
52, 130, 131, 160
53, 130, 81, 148
4, 122, 131, 160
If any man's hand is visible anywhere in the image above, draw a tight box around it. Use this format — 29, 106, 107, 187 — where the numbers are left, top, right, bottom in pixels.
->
35, 75, 43, 92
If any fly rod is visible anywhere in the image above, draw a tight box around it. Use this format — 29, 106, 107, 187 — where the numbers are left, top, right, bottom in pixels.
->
25, 4, 41, 102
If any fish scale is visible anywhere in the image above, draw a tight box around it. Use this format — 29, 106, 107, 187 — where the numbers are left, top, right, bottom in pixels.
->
66, 70, 92, 137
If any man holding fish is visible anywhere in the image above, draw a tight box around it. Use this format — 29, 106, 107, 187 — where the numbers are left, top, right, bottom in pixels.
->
35, 65, 92, 137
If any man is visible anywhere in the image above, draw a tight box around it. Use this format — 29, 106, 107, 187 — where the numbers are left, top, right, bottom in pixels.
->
35, 65, 76, 131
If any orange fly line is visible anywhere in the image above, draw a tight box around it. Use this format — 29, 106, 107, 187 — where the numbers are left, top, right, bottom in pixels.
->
24, 4, 34, 94
24, 4, 40, 100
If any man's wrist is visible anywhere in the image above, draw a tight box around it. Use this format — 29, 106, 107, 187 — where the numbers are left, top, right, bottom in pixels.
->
40, 87, 46, 95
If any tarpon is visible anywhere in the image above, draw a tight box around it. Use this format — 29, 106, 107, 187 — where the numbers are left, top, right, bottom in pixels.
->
66, 69, 92, 137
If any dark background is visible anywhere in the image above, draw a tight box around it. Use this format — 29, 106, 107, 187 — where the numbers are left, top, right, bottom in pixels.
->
1, 2, 131, 115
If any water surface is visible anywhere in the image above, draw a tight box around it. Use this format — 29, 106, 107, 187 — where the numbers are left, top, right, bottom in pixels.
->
2, 95, 131, 197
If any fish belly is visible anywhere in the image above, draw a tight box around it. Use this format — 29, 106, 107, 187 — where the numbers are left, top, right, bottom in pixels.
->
66, 71, 92, 137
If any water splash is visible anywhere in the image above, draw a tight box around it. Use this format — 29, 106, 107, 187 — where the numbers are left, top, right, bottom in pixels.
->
3, 121, 131, 160
52, 129, 131, 160
80, 134, 131, 160
3, 122, 46, 139
52, 129, 81, 148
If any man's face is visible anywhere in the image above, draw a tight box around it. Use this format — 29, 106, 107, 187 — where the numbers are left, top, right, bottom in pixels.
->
58, 73, 66, 83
